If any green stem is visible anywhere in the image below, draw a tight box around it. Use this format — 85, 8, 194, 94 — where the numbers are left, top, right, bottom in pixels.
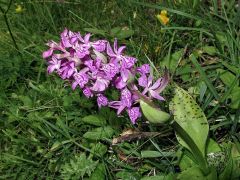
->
0, 0, 20, 52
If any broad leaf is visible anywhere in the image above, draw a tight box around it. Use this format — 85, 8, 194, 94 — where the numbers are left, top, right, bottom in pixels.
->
170, 86, 209, 157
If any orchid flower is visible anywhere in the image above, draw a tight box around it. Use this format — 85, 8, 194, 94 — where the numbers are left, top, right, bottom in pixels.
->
141, 71, 169, 101
106, 39, 126, 61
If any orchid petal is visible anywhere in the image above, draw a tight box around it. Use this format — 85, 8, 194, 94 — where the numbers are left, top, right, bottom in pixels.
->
149, 90, 165, 101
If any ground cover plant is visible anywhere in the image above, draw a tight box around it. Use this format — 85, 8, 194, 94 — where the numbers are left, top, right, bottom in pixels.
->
0, 0, 239, 179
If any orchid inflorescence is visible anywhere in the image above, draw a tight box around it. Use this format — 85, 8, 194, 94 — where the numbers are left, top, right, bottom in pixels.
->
42, 29, 169, 124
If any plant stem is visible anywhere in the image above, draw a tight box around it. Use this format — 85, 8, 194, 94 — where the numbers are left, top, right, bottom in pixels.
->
0, 0, 20, 52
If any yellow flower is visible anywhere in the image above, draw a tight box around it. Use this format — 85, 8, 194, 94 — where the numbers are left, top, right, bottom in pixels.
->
15, 5, 24, 13
156, 10, 169, 25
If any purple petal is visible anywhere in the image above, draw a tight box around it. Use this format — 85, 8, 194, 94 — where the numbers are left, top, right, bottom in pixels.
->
122, 56, 136, 69
117, 46, 126, 54
72, 81, 78, 90
73, 72, 89, 88
97, 94, 108, 108
150, 78, 161, 90
121, 69, 130, 82
121, 88, 132, 107
115, 77, 127, 89
137, 64, 150, 74
91, 78, 109, 92
102, 63, 119, 78
138, 74, 148, 87
117, 105, 125, 115
76, 45, 89, 58
92, 40, 107, 52
106, 42, 115, 57
147, 76, 153, 87
43, 49, 53, 59
84, 33, 91, 43
155, 70, 169, 93
127, 107, 141, 124
108, 101, 121, 109
149, 90, 165, 101
83, 87, 93, 98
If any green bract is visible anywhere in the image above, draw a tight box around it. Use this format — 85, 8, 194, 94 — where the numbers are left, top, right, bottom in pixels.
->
140, 100, 170, 124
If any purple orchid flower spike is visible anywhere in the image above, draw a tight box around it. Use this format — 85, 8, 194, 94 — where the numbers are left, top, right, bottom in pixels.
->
97, 94, 108, 108
127, 107, 141, 124
106, 39, 126, 60
47, 56, 61, 74
43, 28, 170, 125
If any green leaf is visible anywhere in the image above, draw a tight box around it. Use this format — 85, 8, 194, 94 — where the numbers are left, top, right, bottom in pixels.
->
177, 166, 217, 180
82, 115, 106, 126
116, 171, 140, 180
141, 173, 174, 180
217, 69, 240, 109
83, 126, 114, 140
219, 157, 233, 180
206, 139, 221, 154
170, 86, 209, 157
110, 27, 134, 39
160, 49, 184, 73
217, 69, 239, 88
60, 153, 98, 179
18, 95, 33, 107
140, 100, 170, 124
202, 46, 218, 56
83, 28, 106, 36
141, 150, 175, 158
177, 166, 205, 180
179, 150, 197, 171
89, 163, 106, 180
91, 143, 107, 157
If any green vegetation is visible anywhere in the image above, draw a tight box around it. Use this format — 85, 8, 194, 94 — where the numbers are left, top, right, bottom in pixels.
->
0, 0, 239, 179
